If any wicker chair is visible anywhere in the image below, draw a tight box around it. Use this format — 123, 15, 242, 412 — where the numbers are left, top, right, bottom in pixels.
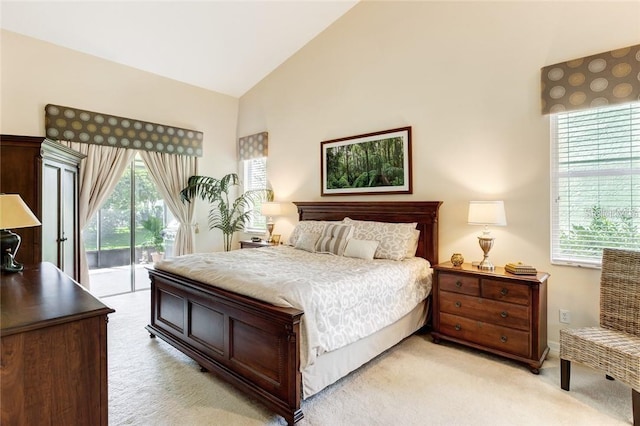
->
560, 248, 640, 425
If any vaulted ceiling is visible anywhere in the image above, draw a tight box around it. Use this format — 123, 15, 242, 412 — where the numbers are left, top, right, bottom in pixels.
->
1, 1, 359, 97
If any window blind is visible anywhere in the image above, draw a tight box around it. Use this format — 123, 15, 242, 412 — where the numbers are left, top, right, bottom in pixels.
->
243, 157, 268, 232
551, 102, 640, 266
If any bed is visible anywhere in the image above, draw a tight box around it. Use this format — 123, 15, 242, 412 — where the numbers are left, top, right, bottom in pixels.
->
145, 201, 441, 425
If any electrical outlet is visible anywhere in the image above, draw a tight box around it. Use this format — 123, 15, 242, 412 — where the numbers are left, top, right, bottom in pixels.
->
559, 309, 571, 324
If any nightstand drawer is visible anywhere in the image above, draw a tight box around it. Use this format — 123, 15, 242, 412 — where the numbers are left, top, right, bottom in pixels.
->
439, 273, 480, 296
481, 279, 530, 306
439, 291, 530, 331
439, 312, 530, 358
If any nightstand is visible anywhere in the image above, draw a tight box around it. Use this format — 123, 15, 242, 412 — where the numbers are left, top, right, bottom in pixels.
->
239, 240, 273, 249
431, 262, 549, 374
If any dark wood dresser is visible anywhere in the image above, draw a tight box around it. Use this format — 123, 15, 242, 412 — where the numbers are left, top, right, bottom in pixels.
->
0, 263, 115, 425
431, 262, 549, 373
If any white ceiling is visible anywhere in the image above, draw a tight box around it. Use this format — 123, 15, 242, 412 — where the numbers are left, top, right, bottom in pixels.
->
0, 1, 359, 97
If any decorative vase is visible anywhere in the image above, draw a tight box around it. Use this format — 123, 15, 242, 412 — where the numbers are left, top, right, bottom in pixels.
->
451, 253, 464, 267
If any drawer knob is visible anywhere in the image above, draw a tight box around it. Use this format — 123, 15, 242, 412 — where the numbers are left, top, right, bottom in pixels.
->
500, 335, 508, 343
455, 301, 462, 308
500, 311, 508, 318
456, 281, 463, 288
454, 324, 461, 331
500, 288, 509, 296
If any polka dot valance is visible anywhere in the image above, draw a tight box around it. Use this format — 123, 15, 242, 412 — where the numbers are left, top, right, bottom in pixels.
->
541, 44, 640, 114
45, 104, 203, 156
238, 131, 268, 161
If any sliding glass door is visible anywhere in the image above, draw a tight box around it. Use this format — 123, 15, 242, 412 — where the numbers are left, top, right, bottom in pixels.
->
85, 153, 173, 297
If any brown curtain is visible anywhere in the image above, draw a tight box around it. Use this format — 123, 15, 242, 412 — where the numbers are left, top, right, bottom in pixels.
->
238, 132, 268, 160
541, 44, 639, 114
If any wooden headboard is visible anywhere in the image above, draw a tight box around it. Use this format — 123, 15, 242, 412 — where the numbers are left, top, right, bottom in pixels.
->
294, 201, 442, 265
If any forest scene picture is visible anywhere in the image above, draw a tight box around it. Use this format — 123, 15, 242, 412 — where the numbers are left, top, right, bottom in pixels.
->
322, 127, 411, 195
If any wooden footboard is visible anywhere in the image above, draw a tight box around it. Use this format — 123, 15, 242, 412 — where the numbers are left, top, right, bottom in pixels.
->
145, 267, 304, 425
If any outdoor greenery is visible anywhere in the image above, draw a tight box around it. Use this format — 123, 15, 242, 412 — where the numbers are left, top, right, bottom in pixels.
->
559, 205, 640, 255
180, 173, 273, 251
141, 216, 165, 253
326, 137, 405, 189
83, 158, 166, 252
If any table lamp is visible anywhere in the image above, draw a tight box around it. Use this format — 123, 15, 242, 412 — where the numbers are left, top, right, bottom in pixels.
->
0, 194, 41, 273
261, 202, 283, 243
468, 200, 507, 271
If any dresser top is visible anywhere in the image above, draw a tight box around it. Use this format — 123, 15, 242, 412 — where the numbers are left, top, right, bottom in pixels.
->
433, 262, 550, 284
0, 262, 114, 336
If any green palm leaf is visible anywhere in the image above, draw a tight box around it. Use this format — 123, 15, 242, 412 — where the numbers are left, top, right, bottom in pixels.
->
180, 173, 273, 251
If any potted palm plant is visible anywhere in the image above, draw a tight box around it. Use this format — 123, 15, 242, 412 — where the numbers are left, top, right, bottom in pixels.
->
141, 216, 165, 262
180, 173, 273, 251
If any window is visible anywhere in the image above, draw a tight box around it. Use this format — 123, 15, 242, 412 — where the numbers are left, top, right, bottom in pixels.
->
243, 157, 267, 233
551, 102, 640, 267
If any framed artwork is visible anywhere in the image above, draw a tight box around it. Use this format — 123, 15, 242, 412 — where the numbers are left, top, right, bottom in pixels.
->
321, 126, 412, 196
270, 234, 281, 245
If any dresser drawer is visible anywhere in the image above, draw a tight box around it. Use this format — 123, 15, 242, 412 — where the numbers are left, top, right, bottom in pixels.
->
481, 279, 530, 306
439, 291, 530, 331
439, 273, 480, 296
439, 312, 530, 358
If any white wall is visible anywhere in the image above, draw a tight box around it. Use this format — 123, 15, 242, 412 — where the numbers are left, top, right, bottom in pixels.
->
237, 1, 640, 349
0, 29, 238, 252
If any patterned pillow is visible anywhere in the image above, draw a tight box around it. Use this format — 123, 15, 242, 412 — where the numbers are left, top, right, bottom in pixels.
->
294, 232, 321, 252
343, 218, 417, 261
288, 221, 332, 246
343, 239, 379, 260
315, 224, 354, 256
405, 229, 421, 258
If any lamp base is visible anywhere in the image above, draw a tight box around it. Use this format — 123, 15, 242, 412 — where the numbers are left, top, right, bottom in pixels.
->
1, 229, 24, 273
477, 258, 495, 271
266, 221, 274, 243
477, 236, 495, 271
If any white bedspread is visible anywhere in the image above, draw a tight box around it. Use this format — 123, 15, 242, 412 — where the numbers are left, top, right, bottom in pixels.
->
154, 245, 432, 368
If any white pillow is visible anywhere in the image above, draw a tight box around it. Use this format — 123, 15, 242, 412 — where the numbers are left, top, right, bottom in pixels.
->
343, 239, 379, 260
295, 232, 321, 252
343, 218, 417, 261
288, 221, 332, 246
315, 223, 354, 256
405, 229, 421, 258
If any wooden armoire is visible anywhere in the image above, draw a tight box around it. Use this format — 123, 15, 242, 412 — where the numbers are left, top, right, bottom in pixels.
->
0, 135, 85, 280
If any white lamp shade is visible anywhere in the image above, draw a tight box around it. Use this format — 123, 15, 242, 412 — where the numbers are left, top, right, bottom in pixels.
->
0, 194, 41, 229
261, 202, 283, 217
467, 201, 507, 226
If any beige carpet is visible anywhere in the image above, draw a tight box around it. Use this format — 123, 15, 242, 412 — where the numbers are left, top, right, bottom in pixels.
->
105, 290, 632, 425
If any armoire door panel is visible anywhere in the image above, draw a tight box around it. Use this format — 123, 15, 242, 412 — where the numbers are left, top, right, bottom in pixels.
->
62, 167, 78, 276
41, 163, 61, 267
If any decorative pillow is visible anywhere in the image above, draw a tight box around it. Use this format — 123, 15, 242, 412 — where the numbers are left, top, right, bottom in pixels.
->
343, 218, 417, 261
288, 221, 332, 246
315, 224, 354, 256
405, 229, 421, 258
343, 239, 380, 260
294, 232, 321, 252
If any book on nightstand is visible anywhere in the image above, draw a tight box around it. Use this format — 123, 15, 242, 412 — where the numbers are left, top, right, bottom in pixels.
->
505, 262, 538, 275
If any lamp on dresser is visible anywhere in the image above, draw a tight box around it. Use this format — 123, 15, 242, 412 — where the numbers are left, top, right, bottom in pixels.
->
468, 200, 507, 271
0, 194, 41, 273
261, 201, 283, 243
